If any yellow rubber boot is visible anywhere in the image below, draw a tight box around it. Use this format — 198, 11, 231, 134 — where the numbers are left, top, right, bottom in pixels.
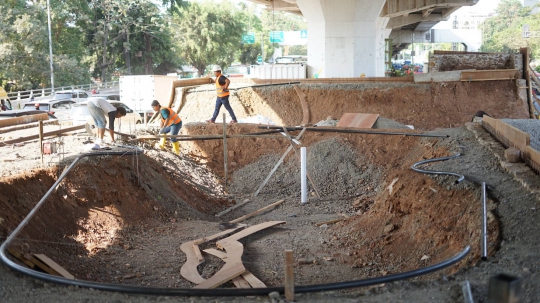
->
155, 137, 166, 150
172, 141, 180, 155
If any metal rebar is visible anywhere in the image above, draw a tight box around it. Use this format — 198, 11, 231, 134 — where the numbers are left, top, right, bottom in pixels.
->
481, 182, 488, 260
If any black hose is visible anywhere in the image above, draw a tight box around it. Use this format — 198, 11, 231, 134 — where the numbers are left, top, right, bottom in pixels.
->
258, 126, 449, 138
1, 148, 470, 297
411, 154, 465, 184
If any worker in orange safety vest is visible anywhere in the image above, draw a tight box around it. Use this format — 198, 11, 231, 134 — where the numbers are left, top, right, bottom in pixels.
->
206, 65, 238, 124
151, 100, 182, 154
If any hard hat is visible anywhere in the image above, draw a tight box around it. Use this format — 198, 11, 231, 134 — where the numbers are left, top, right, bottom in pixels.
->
212, 65, 222, 72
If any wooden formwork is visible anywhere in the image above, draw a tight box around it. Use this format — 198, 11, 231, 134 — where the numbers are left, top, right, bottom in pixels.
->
482, 115, 540, 174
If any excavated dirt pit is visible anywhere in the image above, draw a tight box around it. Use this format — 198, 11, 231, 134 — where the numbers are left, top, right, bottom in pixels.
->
1, 123, 498, 289
1, 80, 539, 302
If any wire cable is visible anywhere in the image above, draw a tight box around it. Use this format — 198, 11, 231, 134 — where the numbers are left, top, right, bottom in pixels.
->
411, 154, 465, 184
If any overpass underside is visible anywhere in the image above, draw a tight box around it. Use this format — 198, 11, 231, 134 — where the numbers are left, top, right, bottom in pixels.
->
249, 0, 479, 77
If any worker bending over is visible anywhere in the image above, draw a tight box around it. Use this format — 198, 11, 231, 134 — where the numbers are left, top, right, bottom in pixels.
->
87, 97, 126, 144
151, 100, 182, 155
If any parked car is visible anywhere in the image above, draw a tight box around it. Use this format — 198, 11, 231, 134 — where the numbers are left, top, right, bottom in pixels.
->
69, 101, 142, 128
91, 93, 120, 101
0, 109, 56, 120
225, 65, 250, 78
52, 89, 89, 102
22, 99, 76, 121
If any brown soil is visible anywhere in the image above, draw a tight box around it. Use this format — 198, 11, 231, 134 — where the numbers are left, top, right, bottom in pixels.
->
0, 80, 538, 303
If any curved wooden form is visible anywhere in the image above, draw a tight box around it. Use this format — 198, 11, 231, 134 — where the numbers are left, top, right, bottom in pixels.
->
179, 225, 245, 284
293, 85, 310, 125
193, 221, 286, 289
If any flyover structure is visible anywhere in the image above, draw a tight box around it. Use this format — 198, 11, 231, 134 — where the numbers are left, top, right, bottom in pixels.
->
249, 0, 479, 77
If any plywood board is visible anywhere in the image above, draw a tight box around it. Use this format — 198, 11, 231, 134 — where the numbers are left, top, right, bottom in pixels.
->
336, 113, 379, 129
203, 249, 266, 288
33, 254, 75, 279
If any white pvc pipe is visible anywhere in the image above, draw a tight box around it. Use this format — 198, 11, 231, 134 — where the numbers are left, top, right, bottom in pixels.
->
301, 147, 307, 204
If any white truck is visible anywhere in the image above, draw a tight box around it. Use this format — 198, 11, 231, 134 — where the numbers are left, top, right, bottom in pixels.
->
119, 75, 178, 120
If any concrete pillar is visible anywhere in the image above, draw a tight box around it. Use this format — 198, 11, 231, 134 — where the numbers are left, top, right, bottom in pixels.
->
296, 0, 388, 78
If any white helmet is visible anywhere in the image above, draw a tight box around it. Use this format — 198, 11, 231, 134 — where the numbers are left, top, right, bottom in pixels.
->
212, 65, 222, 72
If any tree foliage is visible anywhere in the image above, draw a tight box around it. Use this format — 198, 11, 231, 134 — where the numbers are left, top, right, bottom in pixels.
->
480, 0, 540, 59
171, 1, 246, 76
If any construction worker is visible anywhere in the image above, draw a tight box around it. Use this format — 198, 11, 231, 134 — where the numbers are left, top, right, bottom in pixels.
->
87, 97, 127, 144
151, 100, 182, 154
206, 65, 238, 124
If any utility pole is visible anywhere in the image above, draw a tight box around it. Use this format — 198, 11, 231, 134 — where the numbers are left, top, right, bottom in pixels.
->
46, 0, 55, 92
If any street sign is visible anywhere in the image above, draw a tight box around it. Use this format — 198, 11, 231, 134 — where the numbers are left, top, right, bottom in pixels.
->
269, 31, 284, 43
257, 56, 263, 64
242, 33, 255, 44
300, 30, 308, 39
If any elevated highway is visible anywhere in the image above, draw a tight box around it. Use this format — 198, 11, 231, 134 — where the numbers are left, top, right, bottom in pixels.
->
249, 0, 479, 77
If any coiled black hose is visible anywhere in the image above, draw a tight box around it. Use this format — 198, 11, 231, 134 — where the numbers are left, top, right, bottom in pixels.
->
412, 154, 465, 184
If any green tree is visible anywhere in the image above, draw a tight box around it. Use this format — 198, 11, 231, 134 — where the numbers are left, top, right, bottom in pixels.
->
480, 0, 533, 53
171, 1, 246, 75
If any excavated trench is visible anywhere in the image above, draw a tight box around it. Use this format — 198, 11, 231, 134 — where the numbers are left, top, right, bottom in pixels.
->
0, 122, 499, 291
2, 80, 524, 294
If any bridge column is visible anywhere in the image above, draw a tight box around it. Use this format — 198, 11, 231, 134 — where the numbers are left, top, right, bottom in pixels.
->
296, 0, 389, 78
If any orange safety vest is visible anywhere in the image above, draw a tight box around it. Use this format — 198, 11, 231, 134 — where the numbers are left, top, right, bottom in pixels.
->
215, 74, 230, 98
160, 107, 181, 126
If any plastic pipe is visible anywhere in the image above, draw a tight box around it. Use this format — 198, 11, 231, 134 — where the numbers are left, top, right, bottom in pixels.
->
481, 182, 488, 260
461, 280, 475, 303
301, 147, 307, 204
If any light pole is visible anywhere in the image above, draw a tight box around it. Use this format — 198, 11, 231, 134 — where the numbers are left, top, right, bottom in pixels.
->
46, 0, 55, 92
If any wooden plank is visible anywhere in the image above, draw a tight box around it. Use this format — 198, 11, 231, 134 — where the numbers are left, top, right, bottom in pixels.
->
192, 244, 204, 263
460, 69, 520, 82
284, 250, 295, 301
0, 124, 85, 146
232, 275, 251, 288
193, 239, 246, 289
180, 225, 246, 284
26, 254, 61, 276
203, 248, 228, 259
0, 113, 49, 128
293, 85, 310, 125
336, 113, 379, 128
218, 221, 286, 244
8, 248, 35, 269
33, 254, 75, 279
203, 249, 266, 288
195, 221, 285, 288
315, 218, 345, 227
215, 199, 251, 217
229, 199, 286, 223
241, 271, 267, 288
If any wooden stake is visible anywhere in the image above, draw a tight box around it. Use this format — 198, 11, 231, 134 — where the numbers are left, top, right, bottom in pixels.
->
229, 199, 285, 223
223, 113, 228, 190
284, 250, 295, 302
39, 120, 43, 164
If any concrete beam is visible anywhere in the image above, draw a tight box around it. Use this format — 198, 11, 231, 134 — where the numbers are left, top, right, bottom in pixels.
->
441, 7, 460, 18
381, 0, 479, 18
389, 30, 429, 44
249, 0, 302, 15
387, 14, 447, 29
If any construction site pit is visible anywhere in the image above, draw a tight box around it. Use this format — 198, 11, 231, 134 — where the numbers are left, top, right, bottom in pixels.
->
1, 80, 539, 302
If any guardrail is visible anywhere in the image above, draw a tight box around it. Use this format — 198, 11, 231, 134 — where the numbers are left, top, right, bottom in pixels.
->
6, 81, 119, 101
